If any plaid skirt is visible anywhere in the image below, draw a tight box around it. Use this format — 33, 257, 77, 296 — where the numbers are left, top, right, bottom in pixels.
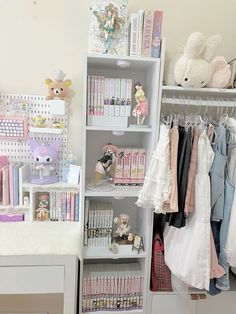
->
151, 234, 172, 292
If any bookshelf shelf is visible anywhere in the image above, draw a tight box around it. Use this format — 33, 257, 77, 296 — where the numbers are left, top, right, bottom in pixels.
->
162, 85, 236, 95
22, 181, 80, 192
29, 127, 63, 134
84, 185, 141, 197
86, 126, 153, 133
83, 245, 146, 259
84, 310, 143, 314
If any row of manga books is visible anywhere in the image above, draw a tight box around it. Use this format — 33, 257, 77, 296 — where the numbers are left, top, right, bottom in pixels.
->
83, 263, 144, 312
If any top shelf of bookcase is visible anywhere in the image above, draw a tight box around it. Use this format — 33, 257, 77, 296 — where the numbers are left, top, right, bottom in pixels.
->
87, 53, 160, 71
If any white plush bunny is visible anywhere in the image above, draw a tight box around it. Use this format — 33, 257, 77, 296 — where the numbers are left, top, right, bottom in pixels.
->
174, 32, 221, 88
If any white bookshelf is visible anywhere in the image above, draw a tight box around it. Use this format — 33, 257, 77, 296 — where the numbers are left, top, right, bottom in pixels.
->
80, 39, 165, 314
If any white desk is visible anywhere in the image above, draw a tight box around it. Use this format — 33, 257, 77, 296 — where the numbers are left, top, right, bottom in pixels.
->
0, 255, 79, 314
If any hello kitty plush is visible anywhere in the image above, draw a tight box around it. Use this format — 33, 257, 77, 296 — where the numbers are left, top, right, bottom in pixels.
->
174, 32, 221, 88
28, 140, 61, 184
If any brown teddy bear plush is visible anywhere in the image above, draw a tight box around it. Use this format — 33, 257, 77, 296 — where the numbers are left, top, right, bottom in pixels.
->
45, 70, 72, 101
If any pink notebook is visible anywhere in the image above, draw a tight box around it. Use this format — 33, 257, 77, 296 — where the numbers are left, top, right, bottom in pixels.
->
2, 165, 10, 205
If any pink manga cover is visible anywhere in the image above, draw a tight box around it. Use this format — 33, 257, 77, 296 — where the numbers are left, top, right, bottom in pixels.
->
2, 165, 10, 205
9, 163, 14, 205
151, 10, 163, 58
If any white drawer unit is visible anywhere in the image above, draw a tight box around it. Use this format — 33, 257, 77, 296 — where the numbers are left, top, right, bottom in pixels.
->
0, 255, 78, 314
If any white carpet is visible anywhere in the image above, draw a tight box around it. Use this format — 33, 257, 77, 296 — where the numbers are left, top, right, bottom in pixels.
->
0, 222, 82, 257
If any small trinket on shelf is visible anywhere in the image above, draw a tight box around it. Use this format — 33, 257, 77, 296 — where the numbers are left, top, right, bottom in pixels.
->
32, 115, 46, 127
132, 82, 149, 125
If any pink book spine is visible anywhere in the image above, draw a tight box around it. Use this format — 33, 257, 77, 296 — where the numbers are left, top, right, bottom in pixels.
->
9, 163, 14, 205
70, 192, 75, 221
114, 148, 124, 185
2, 166, 9, 205
142, 10, 154, 57
130, 148, 139, 185
151, 10, 163, 58
100, 76, 105, 116
97, 76, 101, 116
137, 149, 146, 184
123, 148, 131, 184
87, 75, 91, 116
90, 76, 95, 115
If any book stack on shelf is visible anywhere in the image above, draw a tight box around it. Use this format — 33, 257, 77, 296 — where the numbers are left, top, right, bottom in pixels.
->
34, 191, 80, 222
87, 76, 132, 127
130, 9, 163, 58
82, 263, 144, 312
115, 147, 146, 186
84, 200, 113, 247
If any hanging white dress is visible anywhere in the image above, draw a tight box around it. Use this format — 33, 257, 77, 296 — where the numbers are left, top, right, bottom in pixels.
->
164, 130, 214, 290
136, 123, 171, 213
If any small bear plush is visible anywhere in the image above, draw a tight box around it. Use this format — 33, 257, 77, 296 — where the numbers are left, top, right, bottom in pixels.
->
45, 69, 72, 101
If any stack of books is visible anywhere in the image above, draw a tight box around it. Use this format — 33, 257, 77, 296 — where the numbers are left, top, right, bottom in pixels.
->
0, 162, 27, 207
34, 191, 80, 222
130, 10, 163, 58
84, 200, 113, 247
87, 76, 132, 117
82, 263, 144, 312
114, 147, 146, 186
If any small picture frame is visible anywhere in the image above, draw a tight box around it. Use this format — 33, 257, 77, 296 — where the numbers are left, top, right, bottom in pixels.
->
132, 234, 144, 254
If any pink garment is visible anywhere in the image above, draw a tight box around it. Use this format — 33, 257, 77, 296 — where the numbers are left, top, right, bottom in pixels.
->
210, 230, 225, 279
184, 128, 200, 213
132, 100, 148, 117
164, 126, 179, 212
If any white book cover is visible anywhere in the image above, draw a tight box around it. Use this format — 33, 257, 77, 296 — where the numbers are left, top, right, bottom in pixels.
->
126, 79, 132, 116
120, 78, 126, 116
130, 12, 139, 56
89, 0, 129, 56
104, 77, 110, 116
109, 78, 115, 116
114, 78, 121, 116
137, 10, 144, 56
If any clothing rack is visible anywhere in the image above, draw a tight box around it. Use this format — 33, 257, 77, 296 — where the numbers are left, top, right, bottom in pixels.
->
162, 95, 236, 108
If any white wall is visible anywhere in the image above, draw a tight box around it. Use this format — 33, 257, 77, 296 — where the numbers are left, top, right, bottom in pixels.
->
0, 0, 235, 161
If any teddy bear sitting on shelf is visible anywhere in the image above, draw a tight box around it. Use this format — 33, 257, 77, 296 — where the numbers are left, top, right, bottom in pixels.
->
114, 213, 134, 244
45, 69, 72, 102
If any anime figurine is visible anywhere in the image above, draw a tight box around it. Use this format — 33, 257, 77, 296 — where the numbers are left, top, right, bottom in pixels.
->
92, 143, 118, 186
114, 213, 134, 243
36, 193, 50, 221
132, 82, 149, 125
28, 140, 61, 184
93, 3, 125, 54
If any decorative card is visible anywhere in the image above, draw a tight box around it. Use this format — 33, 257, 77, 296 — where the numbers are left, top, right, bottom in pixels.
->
89, 0, 128, 56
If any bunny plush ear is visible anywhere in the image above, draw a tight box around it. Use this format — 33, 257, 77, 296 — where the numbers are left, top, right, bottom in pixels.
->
202, 34, 221, 62
184, 32, 205, 59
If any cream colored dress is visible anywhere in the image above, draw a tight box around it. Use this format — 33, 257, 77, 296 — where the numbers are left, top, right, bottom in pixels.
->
164, 130, 215, 290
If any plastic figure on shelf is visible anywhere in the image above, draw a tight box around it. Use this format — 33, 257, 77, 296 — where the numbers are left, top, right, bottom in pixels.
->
132, 82, 149, 125
87, 143, 118, 191
45, 69, 72, 102
114, 213, 134, 244
28, 140, 61, 185
36, 193, 50, 221
93, 3, 125, 54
